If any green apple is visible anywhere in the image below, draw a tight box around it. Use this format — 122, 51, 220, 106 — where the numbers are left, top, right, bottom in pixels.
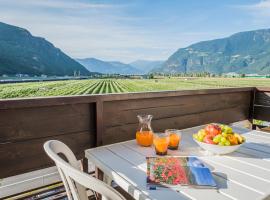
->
198, 135, 204, 142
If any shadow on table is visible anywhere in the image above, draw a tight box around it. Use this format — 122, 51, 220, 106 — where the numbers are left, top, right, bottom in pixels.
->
212, 172, 228, 189
236, 141, 270, 159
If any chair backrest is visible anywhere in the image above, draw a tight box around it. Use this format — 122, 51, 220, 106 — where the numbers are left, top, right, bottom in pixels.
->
44, 140, 126, 200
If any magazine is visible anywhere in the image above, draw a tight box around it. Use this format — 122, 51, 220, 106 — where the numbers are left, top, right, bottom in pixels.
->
146, 156, 217, 189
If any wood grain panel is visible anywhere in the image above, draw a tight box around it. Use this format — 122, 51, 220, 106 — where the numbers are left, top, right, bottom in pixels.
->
254, 92, 270, 106
0, 103, 95, 143
103, 105, 249, 144
254, 106, 270, 122
104, 92, 249, 112
0, 131, 94, 178
104, 92, 251, 127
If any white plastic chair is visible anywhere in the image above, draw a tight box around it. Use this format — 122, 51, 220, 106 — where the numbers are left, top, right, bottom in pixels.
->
44, 140, 126, 200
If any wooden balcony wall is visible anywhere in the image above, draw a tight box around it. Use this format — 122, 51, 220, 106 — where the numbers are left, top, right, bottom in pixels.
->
253, 87, 270, 123
0, 87, 260, 178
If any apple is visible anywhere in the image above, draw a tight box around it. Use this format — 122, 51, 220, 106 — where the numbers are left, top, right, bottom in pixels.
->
203, 135, 215, 144
205, 124, 221, 136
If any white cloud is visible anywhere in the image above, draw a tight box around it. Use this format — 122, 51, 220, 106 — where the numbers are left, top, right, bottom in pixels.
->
237, 0, 270, 17
0, 0, 119, 10
0, 0, 229, 62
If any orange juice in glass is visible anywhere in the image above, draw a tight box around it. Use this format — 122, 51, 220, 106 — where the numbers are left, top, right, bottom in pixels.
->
136, 115, 153, 147
153, 132, 169, 155
165, 129, 181, 150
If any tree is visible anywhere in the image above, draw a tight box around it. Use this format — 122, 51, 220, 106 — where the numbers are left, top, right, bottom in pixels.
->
148, 74, 154, 79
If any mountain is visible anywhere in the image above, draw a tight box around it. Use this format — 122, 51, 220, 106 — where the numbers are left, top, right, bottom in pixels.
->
77, 58, 143, 75
154, 28, 270, 74
129, 60, 164, 73
0, 22, 90, 76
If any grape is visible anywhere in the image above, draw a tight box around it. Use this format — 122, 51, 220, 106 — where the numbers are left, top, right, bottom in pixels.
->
225, 141, 231, 146
223, 126, 233, 134
220, 137, 227, 143
218, 142, 225, 146
220, 124, 225, 132
213, 135, 222, 143
222, 132, 228, 137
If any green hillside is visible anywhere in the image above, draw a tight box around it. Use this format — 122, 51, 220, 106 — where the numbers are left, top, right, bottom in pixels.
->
0, 22, 90, 76
155, 29, 270, 74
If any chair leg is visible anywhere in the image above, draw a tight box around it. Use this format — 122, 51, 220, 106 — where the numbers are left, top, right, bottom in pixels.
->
95, 168, 104, 200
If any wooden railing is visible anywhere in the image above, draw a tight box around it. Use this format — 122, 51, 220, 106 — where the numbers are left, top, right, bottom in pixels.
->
0, 87, 269, 179
253, 87, 270, 123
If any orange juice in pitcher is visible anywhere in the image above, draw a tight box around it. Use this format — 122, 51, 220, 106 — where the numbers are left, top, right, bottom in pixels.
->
136, 115, 153, 147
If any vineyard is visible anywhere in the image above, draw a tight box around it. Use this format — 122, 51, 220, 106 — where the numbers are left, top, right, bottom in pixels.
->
0, 78, 270, 99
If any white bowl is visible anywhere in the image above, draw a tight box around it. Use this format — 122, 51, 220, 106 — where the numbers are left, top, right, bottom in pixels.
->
193, 139, 244, 155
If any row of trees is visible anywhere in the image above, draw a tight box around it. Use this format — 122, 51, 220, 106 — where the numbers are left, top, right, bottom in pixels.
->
149, 72, 268, 78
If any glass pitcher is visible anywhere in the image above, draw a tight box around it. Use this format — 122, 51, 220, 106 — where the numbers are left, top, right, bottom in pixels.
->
136, 114, 153, 147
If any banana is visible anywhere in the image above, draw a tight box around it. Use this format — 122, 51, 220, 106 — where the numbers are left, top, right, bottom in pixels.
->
234, 133, 245, 144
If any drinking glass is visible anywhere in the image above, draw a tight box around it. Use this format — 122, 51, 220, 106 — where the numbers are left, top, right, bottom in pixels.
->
165, 129, 181, 150
153, 132, 169, 155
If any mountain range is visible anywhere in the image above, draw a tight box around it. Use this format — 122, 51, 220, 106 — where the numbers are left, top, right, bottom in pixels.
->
1, 21, 270, 76
129, 60, 163, 73
0, 22, 90, 76
77, 58, 144, 75
154, 28, 270, 74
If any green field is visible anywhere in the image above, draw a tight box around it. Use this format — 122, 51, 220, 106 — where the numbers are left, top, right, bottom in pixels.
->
0, 78, 270, 99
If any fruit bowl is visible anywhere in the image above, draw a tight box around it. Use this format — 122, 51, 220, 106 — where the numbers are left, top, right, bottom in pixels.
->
193, 124, 245, 155
193, 139, 244, 155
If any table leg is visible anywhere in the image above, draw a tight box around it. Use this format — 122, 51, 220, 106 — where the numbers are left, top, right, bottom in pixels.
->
103, 174, 113, 186
95, 167, 113, 185
95, 167, 104, 181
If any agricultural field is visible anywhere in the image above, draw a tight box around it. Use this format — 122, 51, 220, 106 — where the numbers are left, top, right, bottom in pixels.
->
0, 78, 270, 99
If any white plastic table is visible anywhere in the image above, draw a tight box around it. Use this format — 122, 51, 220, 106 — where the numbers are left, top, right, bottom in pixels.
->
85, 126, 270, 200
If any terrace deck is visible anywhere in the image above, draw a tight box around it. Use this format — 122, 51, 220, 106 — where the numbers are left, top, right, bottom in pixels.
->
0, 87, 269, 198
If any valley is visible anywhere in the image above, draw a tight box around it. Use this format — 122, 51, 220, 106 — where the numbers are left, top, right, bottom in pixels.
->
1, 77, 269, 99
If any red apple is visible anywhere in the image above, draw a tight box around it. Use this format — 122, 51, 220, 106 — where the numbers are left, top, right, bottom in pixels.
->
203, 135, 215, 144
205, 124, 221, 137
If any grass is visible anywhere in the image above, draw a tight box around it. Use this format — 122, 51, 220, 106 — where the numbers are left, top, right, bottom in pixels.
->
0, 77, 269, 99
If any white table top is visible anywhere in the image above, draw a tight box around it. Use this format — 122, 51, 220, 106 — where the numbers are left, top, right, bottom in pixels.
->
85, 126, 270, 200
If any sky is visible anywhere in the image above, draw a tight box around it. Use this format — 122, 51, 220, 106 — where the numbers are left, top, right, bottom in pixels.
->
0, 0, 270, 63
